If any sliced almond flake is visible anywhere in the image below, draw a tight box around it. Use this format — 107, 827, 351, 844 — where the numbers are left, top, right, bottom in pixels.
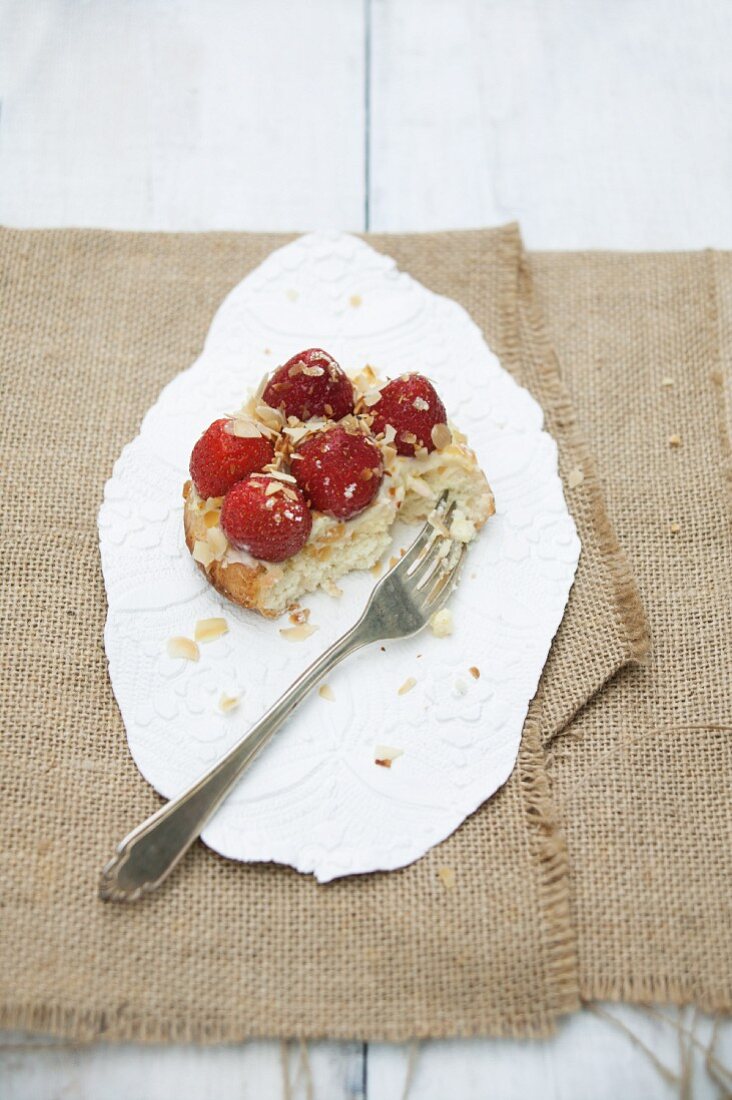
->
192, 539, 215, 568
225, 418, 262, 439
668, 434, 682, 448
254, 372, 269, 401
370, 559, 383, 576
288, 361, 305, 377
413, 396, 429, 411
567, 467, 584, 489
194, 617, 228, 644
374, 744, 403, 767
430, 608, 453, 638
318, 683, 335, 701
406, 474, 435, 499
253, 469, 297, 484
400, 430, 418, 445
323, 403, 334, 417
437, 866, 456, 889
206, 526, 228, 558
383, 423, 397, 444
431, 422, 452, 450
301, 364, 325, 377
218, 693, 240, 713
255, 404, 286, 430
203, 510, 219, 529
167, 636, 200, 662
265, 480, 284, 496
398, 677, 417, 696
469, 666, 480, 679
363, 390, 382, 407
282, 487, 300, 503
279, 623, 319, 641
389, 555, 399, 569
322, 578, 343, 598
204, 496, 224, 510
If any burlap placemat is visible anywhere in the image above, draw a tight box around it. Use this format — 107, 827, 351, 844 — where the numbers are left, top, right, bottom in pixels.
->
530, 250, 732, 1012
0, 224, 640, 1041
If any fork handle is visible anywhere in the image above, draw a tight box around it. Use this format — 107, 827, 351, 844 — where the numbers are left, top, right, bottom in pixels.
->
100, 623, 366, 901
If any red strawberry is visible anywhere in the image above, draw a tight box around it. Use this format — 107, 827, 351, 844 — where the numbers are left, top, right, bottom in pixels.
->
370, 374, 447, 456
189, 418, 274, 499
293, 426, 384, 520
262, 348, 355, 421
220, 475, 312, 562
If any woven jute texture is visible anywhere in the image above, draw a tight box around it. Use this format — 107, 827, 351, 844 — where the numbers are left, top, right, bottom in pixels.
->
0, 225, 640, 1042
530, 250, 732, 1012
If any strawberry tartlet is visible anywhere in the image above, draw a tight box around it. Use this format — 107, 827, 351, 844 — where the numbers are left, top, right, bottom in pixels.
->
183, 349, 495, 617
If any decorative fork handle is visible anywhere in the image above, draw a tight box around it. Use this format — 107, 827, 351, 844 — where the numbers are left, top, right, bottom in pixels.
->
100, 622, 369, 901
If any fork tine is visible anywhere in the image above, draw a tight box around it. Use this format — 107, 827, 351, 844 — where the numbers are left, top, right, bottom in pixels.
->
397, 492, 451, 573
422, 543, 466, 610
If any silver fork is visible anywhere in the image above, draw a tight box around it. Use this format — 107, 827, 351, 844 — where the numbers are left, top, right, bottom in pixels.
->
99, 493, 466, 901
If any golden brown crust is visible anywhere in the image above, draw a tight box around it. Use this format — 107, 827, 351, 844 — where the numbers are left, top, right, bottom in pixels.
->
182, 481, 280, 618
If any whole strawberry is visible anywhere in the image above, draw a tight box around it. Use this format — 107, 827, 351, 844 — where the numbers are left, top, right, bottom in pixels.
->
220, 475, 312, 562
370, 373, 447, 456
294, 426, 384, 520
190, 418, 274, 498
262, 348, 355, 421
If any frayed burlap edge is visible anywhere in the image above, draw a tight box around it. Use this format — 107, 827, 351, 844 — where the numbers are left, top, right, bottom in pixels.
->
516, 250, 650, 745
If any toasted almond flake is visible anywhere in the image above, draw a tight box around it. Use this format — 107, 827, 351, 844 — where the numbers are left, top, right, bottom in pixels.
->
430, 608, 453, 638
670, 522, 681, 534
203, 510, 219, 529
318, 684, 335, 701
289, 606, 311, 625
256, 403, 286, 429
661, 377, 675, 388
363, 390, 382, 407
226, 418, 262, 439
430, 422, 452, 450
279, 623, 319, 641
167, 636, 199, 662
192, 539, 215, 568
469, 666, 480, 679
374, 744, 403, 767
323, 578, 344, 598
389, 555, 399, 569
301, 364, 325, 377
437, 866, 456, 889
568, 466, 584, 489
219, 693, 240, 713
400, 430, 418, 445
206, 526, 228, 558
323, 403, 334, 417
383, 423, 397, 444
252, 468, 297, 484
265, 480, 284, 496
668, 434, 682, 448
194, 617, 229, 644
349, 294, 362, 307
370, 559, 383, 576
398, 677, 417, 696
413, 395, 429, 411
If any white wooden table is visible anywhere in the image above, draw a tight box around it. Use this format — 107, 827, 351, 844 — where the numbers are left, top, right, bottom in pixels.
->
2, 2, 731, 1096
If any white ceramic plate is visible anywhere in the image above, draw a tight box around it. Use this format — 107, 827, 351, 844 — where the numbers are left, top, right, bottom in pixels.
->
99, 233, 580, 882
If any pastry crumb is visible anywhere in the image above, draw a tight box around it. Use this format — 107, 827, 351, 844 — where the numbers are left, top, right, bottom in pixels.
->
567, 467, 584, 488
349, 293, 362, 307
661, 376, 675, 388
318, 684, 335, 701
668, 434, 682, 448
374, 744, 403, 768
398, 677, 417, 696
469, 666, 480, 679
289, 606, 311, 625
167, 636, 199, 662
670, 522, 681, 534
437, 866, 456, 889
430, 608, 453, 638
194, 617, 228, 643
